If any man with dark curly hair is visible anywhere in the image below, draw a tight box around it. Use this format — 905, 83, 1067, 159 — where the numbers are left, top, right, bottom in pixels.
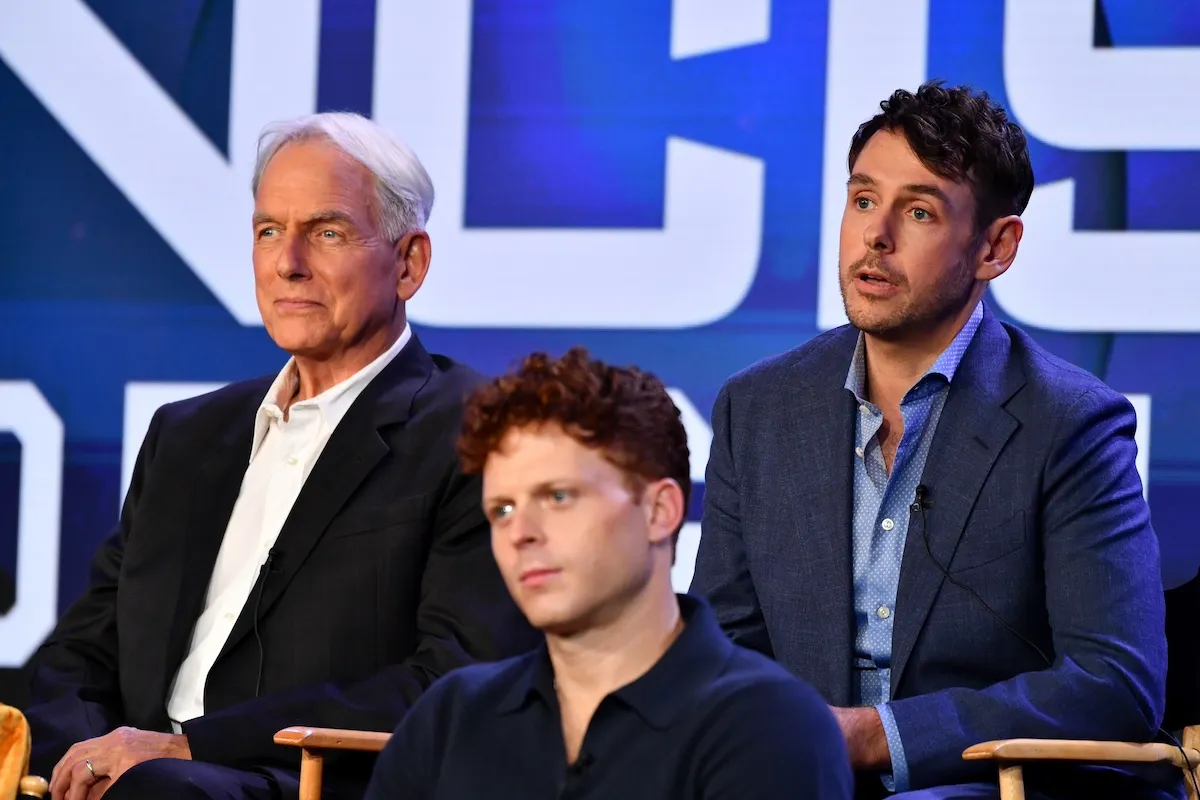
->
693, 82, 1175, 799
364, 348, 854, 799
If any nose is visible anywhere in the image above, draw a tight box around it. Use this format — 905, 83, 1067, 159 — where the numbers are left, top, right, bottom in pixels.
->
505, 507, 544, 548
274, 234, 310, 281
863, 214, 894, 254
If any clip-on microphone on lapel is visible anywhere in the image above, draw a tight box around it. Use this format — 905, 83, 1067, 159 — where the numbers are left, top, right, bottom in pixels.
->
252, 548, 282, 698
910, 484, 1051, 666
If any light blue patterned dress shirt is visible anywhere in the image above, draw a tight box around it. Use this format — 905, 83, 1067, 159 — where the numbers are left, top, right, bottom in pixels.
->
844, 301, 984, 793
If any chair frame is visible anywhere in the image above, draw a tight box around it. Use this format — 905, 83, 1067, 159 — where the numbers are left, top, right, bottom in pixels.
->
274, 727, 392, 800
962, 726, 1200, 800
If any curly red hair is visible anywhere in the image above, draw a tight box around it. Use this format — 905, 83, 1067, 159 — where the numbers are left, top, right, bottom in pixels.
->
458, 347, 691, 529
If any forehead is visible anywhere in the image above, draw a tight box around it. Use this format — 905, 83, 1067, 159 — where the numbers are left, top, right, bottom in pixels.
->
852, 129, 969, 202
255, 139, 374, 210
482, 426, 619, 492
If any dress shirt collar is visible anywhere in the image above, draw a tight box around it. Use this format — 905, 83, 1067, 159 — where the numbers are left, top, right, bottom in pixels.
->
250, 322, 412, 461
844, 299, 985, 402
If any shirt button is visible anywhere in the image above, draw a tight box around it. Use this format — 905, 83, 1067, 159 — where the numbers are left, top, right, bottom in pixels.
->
881, 518, 895, 531
855, 447, 864, 458
877, 606, 891, 619
859, 404, 869, 414
286, 456, 298, 466
224, 612, 235, 622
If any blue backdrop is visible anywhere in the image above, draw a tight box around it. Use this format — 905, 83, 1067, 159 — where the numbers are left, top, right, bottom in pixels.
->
0, 0, 1197, 684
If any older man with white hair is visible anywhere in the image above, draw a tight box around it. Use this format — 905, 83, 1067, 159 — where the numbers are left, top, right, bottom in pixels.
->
25, 112, 538, 800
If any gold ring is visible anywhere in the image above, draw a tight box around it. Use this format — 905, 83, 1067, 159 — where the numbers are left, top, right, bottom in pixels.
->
84, 759, 96, 780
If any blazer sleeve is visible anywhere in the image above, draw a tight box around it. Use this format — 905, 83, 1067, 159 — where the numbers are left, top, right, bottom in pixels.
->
24, 408, 168, 774
689, 381, 774, 657
181, 459, 537, 769
886, 387, 1168, 789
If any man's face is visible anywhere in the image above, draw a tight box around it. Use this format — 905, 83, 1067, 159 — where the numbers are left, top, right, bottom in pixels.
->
252, 138, 402, 360
838, 128, 982, 339
483, 425, 668, 637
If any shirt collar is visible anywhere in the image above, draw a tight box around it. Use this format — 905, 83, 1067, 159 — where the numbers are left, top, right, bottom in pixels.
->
249, 322, 412, 461
844, 300, 985, 401
495, 594, 734, 730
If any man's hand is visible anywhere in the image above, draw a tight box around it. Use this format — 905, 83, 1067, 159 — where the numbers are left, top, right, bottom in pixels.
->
829, 706, 890, 771
49, 727, 191, 800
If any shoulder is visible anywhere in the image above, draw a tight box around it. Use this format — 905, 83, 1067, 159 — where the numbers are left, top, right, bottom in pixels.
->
703, 648, 837, 728
405, 652, 539, 724
717, 326, 857, 402
1003, 323, 1132, 422
687, 649, 851, 788
152, 376, 273, 434
411, 350, 487, 417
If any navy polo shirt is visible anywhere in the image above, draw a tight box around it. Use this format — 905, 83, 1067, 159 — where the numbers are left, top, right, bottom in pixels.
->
364, 594, 853, 799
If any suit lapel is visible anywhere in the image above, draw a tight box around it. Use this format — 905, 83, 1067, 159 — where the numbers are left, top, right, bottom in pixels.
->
890, 312, 1024, 691
164, 406, 259, 682
777, 331, 858, 705
215, 337, 436, 661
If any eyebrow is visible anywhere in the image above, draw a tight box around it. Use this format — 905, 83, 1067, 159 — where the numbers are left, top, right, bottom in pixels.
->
483, 480, 573, 506
848, 173, 953, 207
252, 209, 359, 228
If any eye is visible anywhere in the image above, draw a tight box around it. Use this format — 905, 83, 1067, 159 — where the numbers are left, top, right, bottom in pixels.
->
318, 229, 342, 240
549, 489, 571, 504
490, 502, 514, 521
256, 227, 279, 239
855, 197, 874, 210
911, 208, 933, 221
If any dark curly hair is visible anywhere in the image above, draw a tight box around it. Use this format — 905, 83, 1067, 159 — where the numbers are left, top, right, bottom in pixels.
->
848, 80, 1034, 232
458, 347, 691, 537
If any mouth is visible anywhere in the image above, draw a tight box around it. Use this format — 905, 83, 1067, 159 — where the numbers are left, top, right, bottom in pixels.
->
274, 299, 323, 311
518, 567, 561, 587
855, 270, 893, 285
849, 262, 903, 297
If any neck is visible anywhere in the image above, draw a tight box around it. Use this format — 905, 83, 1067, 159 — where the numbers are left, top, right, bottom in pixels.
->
863, 297, 979, 406
546, 571, 682, 707
292, 314, 405, 402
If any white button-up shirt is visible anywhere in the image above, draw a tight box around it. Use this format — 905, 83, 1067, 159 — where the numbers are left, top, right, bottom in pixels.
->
166, 324, 412, 729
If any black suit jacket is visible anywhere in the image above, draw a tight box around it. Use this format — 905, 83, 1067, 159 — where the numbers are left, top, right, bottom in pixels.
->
25, 336, 538, 793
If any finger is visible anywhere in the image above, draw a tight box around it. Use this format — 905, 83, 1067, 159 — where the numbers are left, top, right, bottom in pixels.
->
86, 777, 112, 800
65, 760, 98, 800
50, 746, 81, 796
49, 754, 78, 800
51, 741, 96, 798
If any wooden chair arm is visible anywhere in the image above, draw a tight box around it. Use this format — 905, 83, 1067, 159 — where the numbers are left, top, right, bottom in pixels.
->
19, 775, 49, 798
274, 726, 392, 753
963, 738, 1200, 771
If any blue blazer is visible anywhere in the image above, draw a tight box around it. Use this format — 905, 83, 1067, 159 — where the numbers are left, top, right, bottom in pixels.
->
691, 308, 1169, 791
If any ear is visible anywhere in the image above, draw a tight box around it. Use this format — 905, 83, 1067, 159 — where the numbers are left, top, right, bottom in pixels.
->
643, 478, 685, 548
974, 215, 1023, 282
395, 231, 432, 301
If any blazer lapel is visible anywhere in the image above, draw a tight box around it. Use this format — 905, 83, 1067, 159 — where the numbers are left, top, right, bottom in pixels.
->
776, 330, 858, 705
163, 405, 259, 685
215, 337, 436, 661
890, 312, 1025, 691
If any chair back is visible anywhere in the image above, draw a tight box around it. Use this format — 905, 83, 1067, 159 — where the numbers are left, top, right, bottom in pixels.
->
1165, 567, 1200, 732
0, 704, 31, 800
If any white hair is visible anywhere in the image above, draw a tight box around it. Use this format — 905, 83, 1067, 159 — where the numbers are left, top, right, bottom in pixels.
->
251, 111, 435, 242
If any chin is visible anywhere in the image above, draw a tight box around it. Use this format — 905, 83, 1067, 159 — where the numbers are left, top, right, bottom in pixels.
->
268, 330, 333, 358
520, 599, 586, 637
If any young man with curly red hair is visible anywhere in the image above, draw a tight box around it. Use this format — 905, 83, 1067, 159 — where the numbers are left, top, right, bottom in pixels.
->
364, 348, 853, 799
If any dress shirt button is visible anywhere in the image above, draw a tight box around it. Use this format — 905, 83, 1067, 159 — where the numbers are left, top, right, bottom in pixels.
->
224, 612, 235, 622
877, 605, 891, 620
881, 518, 895, 531
286, 455, 298, 466
859, 404, 869, 414
855, 446, 864, 458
